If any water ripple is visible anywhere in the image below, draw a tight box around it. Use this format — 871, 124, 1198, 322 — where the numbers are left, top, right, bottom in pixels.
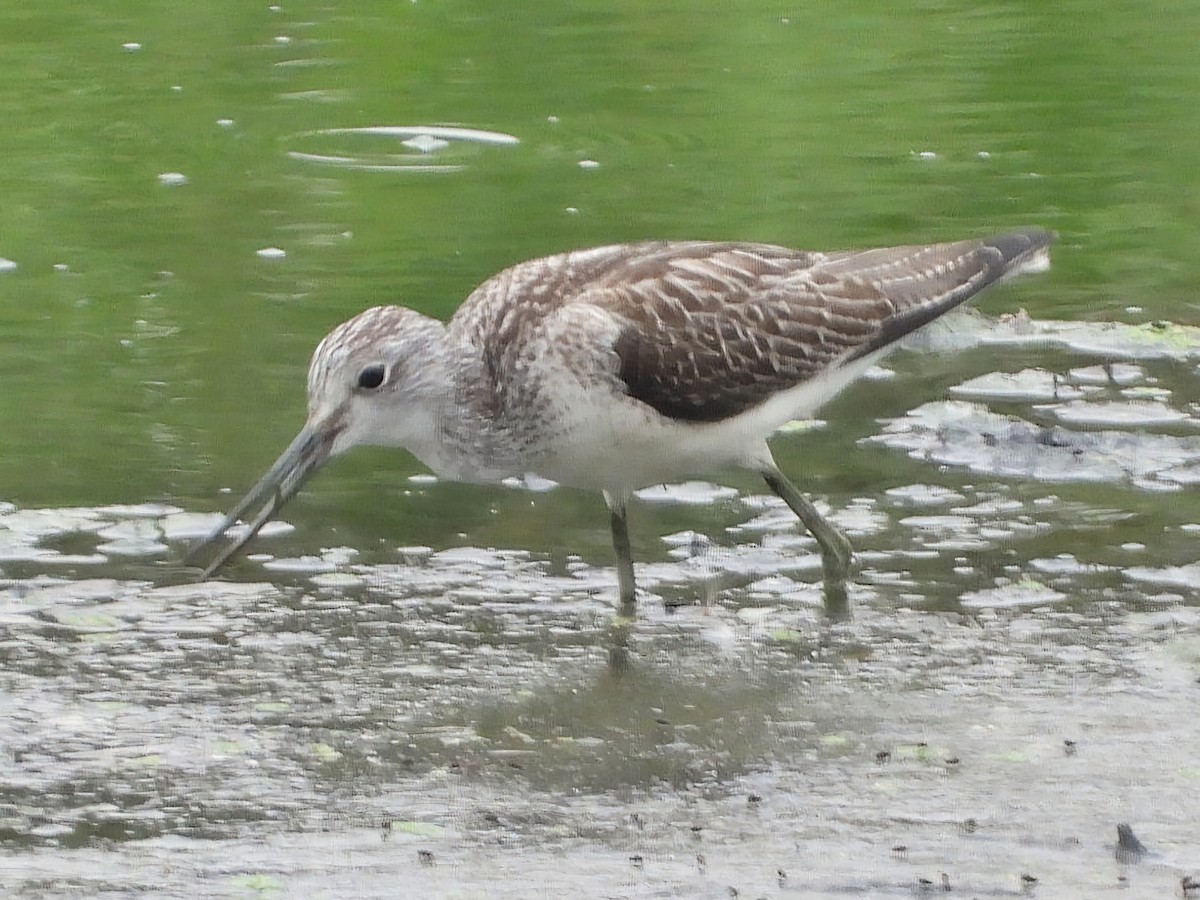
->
287, 125, 520, 173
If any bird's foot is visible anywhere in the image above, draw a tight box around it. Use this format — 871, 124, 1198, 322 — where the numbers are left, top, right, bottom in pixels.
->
819, 547, 855, 621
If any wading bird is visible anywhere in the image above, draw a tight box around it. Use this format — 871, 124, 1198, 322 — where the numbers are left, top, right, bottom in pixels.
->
188, 228, 1053, 614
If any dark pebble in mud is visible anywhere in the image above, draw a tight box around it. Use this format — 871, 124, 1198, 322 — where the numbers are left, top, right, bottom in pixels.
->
1115, 822, 1148, 863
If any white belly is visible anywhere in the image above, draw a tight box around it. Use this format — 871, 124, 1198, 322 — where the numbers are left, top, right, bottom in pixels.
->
527, 349, 889, 494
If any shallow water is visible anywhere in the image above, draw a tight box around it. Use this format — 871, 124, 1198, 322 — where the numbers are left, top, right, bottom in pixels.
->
3, 318, 1200, 896
3, 0, 1200, 896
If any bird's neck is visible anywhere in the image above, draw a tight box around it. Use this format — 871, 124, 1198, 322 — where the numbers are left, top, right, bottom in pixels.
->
397, 320, 527, 485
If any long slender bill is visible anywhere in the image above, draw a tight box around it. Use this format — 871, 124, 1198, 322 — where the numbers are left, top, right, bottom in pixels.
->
186, 415, 343, 578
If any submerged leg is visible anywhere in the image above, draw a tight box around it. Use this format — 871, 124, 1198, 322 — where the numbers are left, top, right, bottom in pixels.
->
761, 465, 854, 618
604, 491, 638, 618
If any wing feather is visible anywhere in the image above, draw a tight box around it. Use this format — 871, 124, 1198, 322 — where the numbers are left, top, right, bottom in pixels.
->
448, 229, 1054, 424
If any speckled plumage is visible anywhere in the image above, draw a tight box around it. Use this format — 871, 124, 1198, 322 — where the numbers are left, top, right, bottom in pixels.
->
190, 228, 1054, 612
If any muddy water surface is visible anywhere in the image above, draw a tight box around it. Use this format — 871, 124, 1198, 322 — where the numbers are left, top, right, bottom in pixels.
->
4, 0, 1200, 895
3, 321, 1199, 898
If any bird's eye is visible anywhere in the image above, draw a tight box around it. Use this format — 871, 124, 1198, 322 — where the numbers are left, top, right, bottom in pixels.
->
356, 363, 387, 390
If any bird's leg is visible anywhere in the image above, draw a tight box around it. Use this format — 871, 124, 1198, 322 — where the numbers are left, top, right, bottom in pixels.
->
761, 466, 854, 619
605, 493, 638, 618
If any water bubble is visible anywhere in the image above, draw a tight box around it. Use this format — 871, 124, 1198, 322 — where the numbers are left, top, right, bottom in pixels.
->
635, 481, 739, 505
500, 473, 557, 492
263, 555, 338, 574
1126, 563, 1200, 589
1049, 399, 1190, 427
1067, 364, 1144, 385
949, 368, 1090, 402
402, 134, 449, 153
884, 484, 966, 507
960, 582, 1067, 608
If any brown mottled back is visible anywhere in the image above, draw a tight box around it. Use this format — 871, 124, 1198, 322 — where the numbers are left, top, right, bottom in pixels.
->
450, 229, 1053, 423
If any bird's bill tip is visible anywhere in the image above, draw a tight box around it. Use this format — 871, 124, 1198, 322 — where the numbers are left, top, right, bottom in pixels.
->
184, 417, 341, 578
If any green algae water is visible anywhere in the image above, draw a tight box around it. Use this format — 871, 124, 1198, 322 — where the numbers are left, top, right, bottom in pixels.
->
1, 1, 1199, 896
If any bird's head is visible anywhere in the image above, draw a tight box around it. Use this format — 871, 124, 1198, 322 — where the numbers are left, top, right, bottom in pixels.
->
186, 305, 445, 577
